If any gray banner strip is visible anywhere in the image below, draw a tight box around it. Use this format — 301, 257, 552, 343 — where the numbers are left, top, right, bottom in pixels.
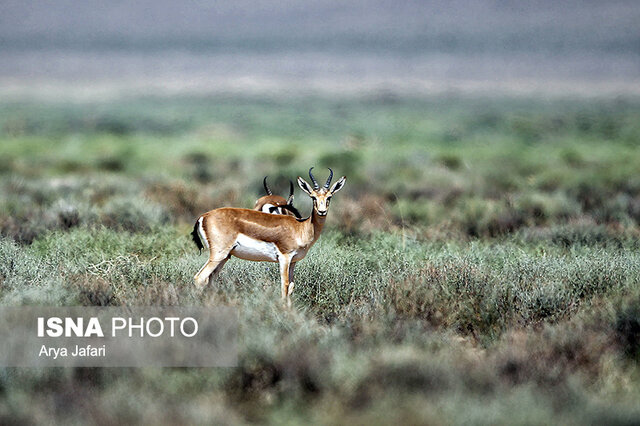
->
0, 307, 237, 367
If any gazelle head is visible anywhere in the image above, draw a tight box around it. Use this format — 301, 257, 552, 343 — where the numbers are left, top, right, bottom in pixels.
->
254, 176, 300, 217
297, 168, 346, 217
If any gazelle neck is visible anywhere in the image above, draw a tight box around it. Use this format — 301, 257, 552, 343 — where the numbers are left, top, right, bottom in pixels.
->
304, 207, 326, 242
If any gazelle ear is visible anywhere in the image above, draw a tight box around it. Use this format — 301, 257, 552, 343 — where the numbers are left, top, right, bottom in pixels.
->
329, 176, 346, 194
297, 177, 314, 196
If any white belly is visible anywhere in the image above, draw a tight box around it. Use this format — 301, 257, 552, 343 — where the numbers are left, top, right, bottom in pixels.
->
231, 234, 279, 262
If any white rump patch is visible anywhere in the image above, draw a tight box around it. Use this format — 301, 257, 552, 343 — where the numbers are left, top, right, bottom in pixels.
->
231, 234, 279, 262
197, 217, 209, 249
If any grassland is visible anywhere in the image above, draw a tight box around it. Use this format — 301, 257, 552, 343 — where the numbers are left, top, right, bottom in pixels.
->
1, 94, 640, 424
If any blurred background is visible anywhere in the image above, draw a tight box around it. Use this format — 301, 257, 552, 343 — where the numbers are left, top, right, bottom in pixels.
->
2, 1, 640, 424
1, 0, 639, 98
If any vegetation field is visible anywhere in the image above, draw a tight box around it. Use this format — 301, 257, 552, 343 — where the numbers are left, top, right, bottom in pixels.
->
1, 94, 640, 424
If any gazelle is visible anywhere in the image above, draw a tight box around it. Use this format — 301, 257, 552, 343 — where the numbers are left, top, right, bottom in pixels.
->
254, 176, 301, 218
191, 168, 346, 306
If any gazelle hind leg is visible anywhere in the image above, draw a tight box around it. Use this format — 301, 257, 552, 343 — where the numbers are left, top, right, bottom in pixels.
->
194, 219, 235, 288
208, 256, 230, 285
194, 259, 218, 288
194, 253, 230, 288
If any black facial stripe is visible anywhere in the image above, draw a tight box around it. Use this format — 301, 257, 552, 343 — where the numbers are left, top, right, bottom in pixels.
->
279, 204, 303, 219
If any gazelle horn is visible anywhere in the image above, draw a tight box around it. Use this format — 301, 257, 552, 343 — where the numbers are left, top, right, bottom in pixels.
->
324, 168, 333, 189
263, 176, 272, 195
308, 167, 319, 189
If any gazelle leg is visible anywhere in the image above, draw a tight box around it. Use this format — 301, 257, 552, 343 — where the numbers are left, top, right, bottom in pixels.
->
194, 254, 229, 288
208, 256, 230, 285
278, 253, 293, 306
287, 262, 296, 298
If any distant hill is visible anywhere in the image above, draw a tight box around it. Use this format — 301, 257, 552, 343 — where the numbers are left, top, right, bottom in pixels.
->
1, 0, 639, 54
1, 0, 638, 96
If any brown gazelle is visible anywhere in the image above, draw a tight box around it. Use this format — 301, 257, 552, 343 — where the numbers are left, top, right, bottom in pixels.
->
191, 168, 346, 306
254, 176, 301, 218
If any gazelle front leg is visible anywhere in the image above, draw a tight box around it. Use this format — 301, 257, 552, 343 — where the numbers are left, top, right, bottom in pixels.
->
278, 253, 294, 307
287, 262, 296, 298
